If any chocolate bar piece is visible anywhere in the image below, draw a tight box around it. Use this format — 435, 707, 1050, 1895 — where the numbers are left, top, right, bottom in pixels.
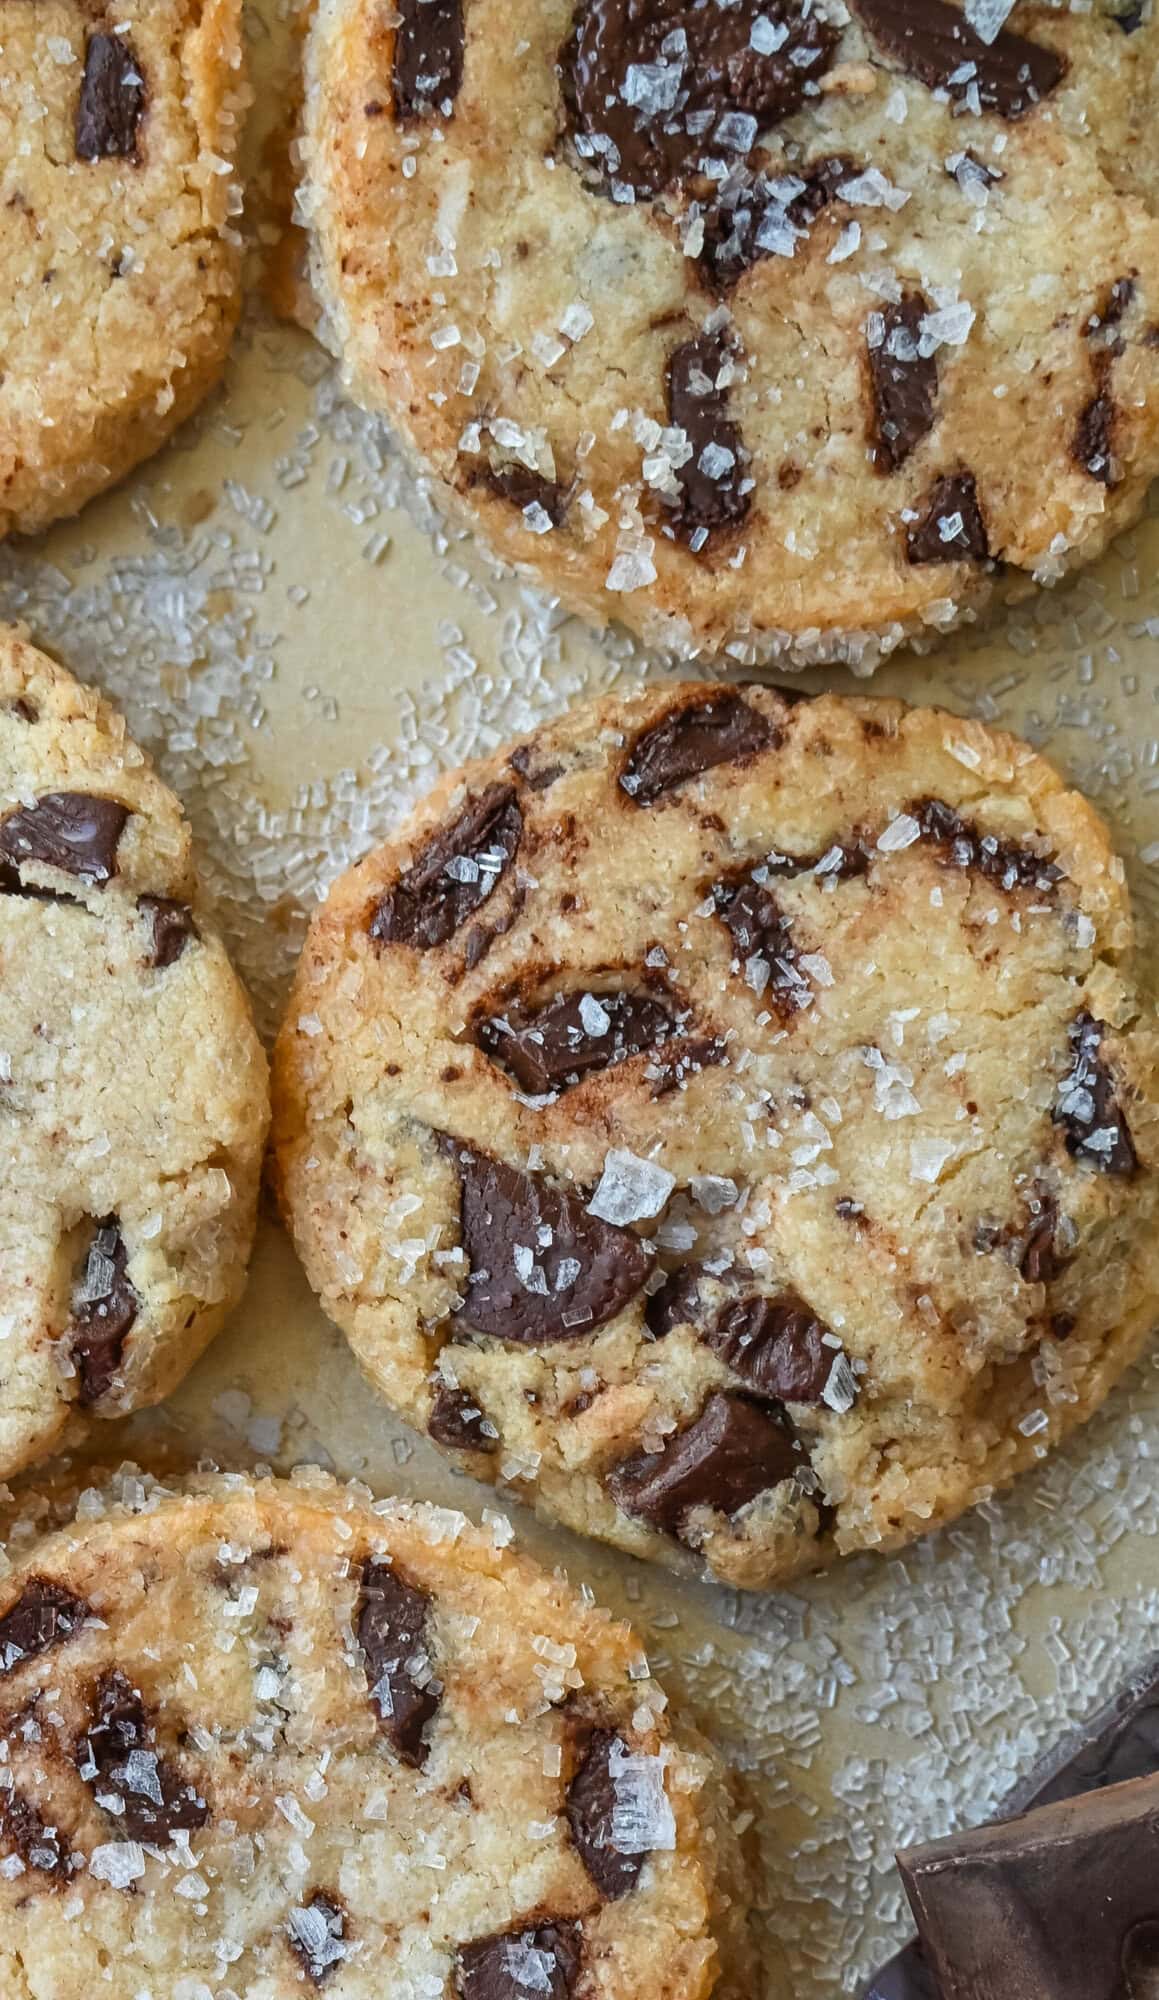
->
861, 1653, 1159, 1998
899, 1772, 1159, 1998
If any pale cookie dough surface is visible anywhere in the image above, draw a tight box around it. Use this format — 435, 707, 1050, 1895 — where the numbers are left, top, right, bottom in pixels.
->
273, 681, 1159, 1592
0, 0, 248, 538
300, 0, 1159, 667
0, 1471, 755, 2000
0, 630, 269, 1479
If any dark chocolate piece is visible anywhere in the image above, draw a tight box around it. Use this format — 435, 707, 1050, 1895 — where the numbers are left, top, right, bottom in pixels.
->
608, 1390, 800, 1534
69, 1219, 138, 1406
665, 333, 751, 544
392, 0, 464, 120
560, 0, 839, 201
76, 33, 146, 161
1073, 390, 1118, 485
648, 1033, 725, 1096
77, 1670, 208, 1841
0, 1787, 71, 1879
0, 792, 128, 885
476, 987, 675, 1094
455, 1921, 581, 2000
0, 1580, 88, 1674
853, 0, 1064, 117
898, 1773, 1159, 2000
139, 895, 198, 969
428, 1379, 498, 1453
708, 1292, 846, 1404
287, 1892, 348, 1984
508, 745, 565, 791
913, 797, 1061, 894
355, 1560, 440, 1767
868, 295, 937, 474
645, 1266, 847, 1404
369, 785, 522, 951
478, 461, 567, 526
1019, 1187, 1067, 1285
621, 692, 771, 805
712, 872, 810, 1016
1054, 1012, 1137, 1176
565, 1727, 646, 1900
698, 154, 859, 287
906, 471, 991, 565
861, 1655, 1159, 2000
442, 1140, 653, 1342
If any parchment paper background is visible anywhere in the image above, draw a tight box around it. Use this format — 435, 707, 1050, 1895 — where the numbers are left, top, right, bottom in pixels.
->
5, 5, 1159, 1990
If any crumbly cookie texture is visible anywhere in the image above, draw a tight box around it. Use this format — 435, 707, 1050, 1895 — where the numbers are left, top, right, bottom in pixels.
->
272, 681, 1159, 1592
0, 1471, 755, 2000
300, 0, 1159, 667
0, 629, 269, 1478
0, 0, 249, 539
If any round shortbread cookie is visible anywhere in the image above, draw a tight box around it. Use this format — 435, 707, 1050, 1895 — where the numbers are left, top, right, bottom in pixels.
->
0, 1471, 755, 1999
0, 630, 269, 1478
300, 0, 1159, 666
273, 681, 1159, 1591
0, 0, 248, 539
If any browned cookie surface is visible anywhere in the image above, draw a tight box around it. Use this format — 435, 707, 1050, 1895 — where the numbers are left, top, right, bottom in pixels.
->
302, 0, 1159, 662
272, 683, 1159, 1590
0, 1474, 754, 1999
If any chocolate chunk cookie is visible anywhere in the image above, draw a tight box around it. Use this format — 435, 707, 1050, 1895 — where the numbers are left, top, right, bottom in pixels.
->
272, 682, 1159, 1590
0, 1472, 755, 1999
300, 0, 1159, 663
0, 630, 269, 1478
0, 0, 249, 540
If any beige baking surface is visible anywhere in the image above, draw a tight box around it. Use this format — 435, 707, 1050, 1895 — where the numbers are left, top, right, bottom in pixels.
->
4, 6, 1159, 1991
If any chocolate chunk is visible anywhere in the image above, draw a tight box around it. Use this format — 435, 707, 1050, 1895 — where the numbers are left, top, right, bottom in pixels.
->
139, 895, 198, 969
698, 154, 858, 287
852, 0, 1064, 117
5, 698, 38, 722
868, 295, 937, 474
712, 873, 810, 1017
608, 1390, 801, 1534
1073, 390, 1118, 484
647, 1268, 849, 1403
69, 1220, 138, 1406
455, 1921, 580, 2000
898, 1772, 1159, 2000
1087, 277, 1136, 336
621, 692, 771, 805
708, 1293, 846, 1403
477, 988, 675, 1094
0, 1787, 71, 1878
443, 1140, 653, 1342
913, 798, 1061, 893
1115, 1, 1146, 28
75, 33, 146, 161
369, 786, 522, 951
77, 1671, 208, 1841
560, 0, 839, 201
0, 1580, 88, 1673
288, 1892, 347, 1985
1019, 1187, 1066, 1284
565, 1727, 646, 1900
861, 1654, 1159, 2000
648, 1033, 725, 1097
1054, 1011, 1137, 1175
428, 1379, 498, 1453
0, 792, 127, 885
906, 471, 991, 564
478, 462, 567, 526
355, 1561, 440, 1766
392, 0, 464, 120
508, 745, 564, 792
665, 333, 751, 545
